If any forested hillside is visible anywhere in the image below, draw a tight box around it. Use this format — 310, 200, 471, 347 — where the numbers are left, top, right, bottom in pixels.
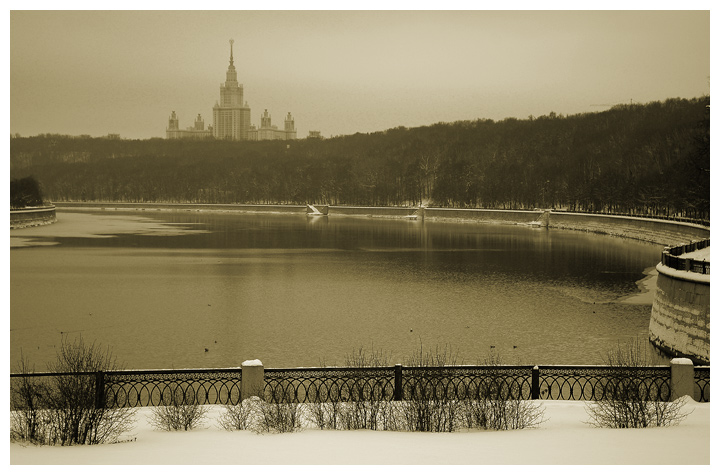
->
10, 97, 710, 220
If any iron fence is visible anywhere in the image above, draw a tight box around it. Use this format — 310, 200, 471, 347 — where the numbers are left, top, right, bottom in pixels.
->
400, 365, 533, 401
661, 238, 710, 275
694, 366, 710, 402
10, 368, 243, 409
537, 365, 671, 401
103, 368, 243, 407
10, 363, 707, 409
264, 367, 396, 403
264, 365, 672, 403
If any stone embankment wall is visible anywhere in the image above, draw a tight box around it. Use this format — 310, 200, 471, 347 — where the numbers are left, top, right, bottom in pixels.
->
327, 206, 709, 246
10, 206, 57, 229
648, 240, 710, 365
55, 202, 305, 213
423, 207, 541, 224
548, 212, 709, 246
649, 267, 709, 364
329, 206, 418, 218
54, 202, 709, 245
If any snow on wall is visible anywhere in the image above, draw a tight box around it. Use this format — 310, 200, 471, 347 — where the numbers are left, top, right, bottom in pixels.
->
649, 264, 710, 364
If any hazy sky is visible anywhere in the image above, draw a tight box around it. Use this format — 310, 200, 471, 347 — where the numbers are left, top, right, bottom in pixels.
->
9, 8, 711, 139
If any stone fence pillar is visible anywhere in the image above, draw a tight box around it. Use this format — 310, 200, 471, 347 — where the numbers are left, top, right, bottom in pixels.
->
670, 358, 695, 400
241, 359, 265, 400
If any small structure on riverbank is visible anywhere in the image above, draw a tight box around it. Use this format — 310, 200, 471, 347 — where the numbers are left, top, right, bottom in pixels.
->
649, 239, 710, 364
10, 205, 57, 229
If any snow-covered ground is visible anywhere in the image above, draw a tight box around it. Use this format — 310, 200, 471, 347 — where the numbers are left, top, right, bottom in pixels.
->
679, 247, 710, 261
9, 397, 710, 465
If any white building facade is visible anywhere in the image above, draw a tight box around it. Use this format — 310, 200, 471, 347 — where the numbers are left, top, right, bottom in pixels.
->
167, 40, 298, 141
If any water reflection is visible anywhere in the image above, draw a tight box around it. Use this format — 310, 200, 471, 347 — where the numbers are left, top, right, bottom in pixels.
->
10, 210, 667, 370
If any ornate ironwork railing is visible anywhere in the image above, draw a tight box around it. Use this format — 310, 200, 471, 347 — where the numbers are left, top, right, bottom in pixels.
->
537, 365, 671, 401
694, 366, 710, 402
264, 367, 396, 403
263, 365, 671, 403
661, 238, 710, 275
10, 363, 708, 409
401, 365, 533, 401
102, 368, 243, 407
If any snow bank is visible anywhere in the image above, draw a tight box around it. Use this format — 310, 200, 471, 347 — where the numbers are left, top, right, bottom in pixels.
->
10, 400, 710, 465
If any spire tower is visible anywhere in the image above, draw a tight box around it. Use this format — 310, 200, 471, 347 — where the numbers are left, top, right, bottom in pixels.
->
226, 38, 237, 83
214, 39, 250, 139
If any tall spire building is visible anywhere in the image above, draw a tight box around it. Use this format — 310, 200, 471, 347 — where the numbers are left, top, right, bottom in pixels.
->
167, 40, 302, 141
212, 39, 251, 140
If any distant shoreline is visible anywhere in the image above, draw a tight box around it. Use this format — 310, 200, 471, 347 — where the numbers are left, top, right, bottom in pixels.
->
52, 202, 710, 247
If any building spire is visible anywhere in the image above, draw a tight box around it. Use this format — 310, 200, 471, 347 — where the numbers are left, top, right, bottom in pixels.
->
225, 38, 238, 83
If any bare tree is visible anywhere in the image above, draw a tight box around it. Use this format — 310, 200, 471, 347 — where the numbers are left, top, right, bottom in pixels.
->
585, 338, 690, 428
11, 336, 137, 445
10, 352, 49, 443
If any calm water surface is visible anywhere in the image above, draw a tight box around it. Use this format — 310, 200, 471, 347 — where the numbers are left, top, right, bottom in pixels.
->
10, 210, 668, 370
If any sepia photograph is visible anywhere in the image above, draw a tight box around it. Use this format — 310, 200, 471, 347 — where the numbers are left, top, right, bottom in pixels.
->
8, 2, 712, 466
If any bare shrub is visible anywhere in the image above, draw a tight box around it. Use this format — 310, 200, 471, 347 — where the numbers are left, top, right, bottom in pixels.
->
149, 382, 208, 431
306, 384, 343, 430
394, 344, 462, 432
11, 336, 137, 445
10, 352, 50, 444
585, 339, 690, 428
460, 353, 545, 431
252, 383, 304, 434
217, 398, 256, 431
338, 346, 393, 431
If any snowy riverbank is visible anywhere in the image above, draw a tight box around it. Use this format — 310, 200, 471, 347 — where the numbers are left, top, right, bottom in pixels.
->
10, 398, 710, 465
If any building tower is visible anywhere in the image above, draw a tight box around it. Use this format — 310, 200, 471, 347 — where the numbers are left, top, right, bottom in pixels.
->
168, 111, 179, 130
194, 114, 205, 131
261, 109, 272, 128
166, 111, 180, 138
284, 112, 297, 139
213, 39, 251, 140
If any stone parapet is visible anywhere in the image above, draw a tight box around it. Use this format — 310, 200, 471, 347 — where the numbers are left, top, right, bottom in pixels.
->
10, 205, 57, 229
649, 263, 710, 364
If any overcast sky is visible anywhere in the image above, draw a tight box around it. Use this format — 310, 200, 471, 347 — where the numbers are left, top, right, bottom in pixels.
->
9, 7, 711, 139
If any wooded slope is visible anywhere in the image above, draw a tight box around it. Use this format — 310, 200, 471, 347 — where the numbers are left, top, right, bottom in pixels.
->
10, 97, 709, 220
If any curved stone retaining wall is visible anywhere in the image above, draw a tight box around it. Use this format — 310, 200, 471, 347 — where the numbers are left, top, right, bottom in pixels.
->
419, 208, 708, 246
423, 207, 541, 223
55, 202, 305, 213
54, 202, 709, 246
329, 206, 417, 217
549, 212, 709, 246
649, 264, 710, 365
10, 206, 57, 229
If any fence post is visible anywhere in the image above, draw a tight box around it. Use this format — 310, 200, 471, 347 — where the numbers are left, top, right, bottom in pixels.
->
94, 371, 105, 409
394, 364, 403, 401
241, 359, 265, 401
531, 366, 540, 399
670, 358, 695, 401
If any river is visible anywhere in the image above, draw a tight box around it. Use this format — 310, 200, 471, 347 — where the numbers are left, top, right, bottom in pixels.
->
10, 209, 668, 371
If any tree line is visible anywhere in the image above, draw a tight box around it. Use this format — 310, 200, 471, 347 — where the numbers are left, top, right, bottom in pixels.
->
10, 96, 710, 220
10, 176, 45, 209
